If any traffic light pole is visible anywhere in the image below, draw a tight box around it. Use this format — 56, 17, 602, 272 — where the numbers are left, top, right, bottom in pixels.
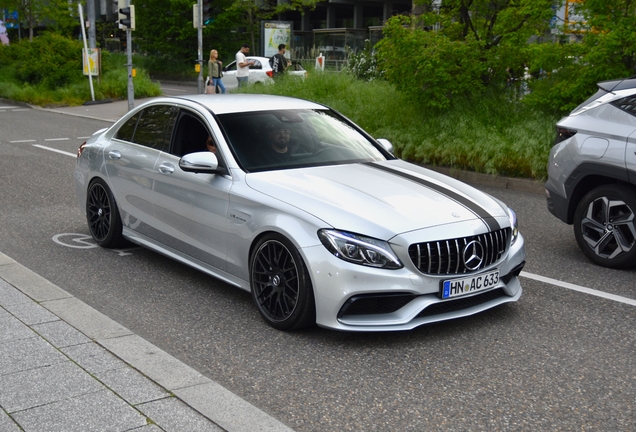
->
197, 0, 204, 94
118, 0, 135, 110
126, 26, 134, 110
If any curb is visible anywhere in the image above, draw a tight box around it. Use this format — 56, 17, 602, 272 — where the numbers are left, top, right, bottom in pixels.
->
424, 165, 545, 195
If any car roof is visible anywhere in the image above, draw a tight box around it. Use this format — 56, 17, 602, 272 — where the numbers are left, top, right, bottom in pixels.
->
163, 94, 328, 115
597, 76, 636, 92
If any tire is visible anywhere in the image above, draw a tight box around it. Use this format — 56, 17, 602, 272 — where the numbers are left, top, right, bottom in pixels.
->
573, 185, 636, 269
86, 179, 127, 248
250, 234, 316, 330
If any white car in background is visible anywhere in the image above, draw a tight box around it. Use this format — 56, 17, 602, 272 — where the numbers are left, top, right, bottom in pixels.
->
221, 56, 307, 88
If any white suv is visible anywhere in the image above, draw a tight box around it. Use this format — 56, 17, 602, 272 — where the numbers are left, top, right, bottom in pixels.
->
545, 77, 636, 268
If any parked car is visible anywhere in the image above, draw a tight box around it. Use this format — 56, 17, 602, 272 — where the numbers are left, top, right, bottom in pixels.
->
221, 56, 306, 88
545, 77, 636, 268
74, 94, 526, 331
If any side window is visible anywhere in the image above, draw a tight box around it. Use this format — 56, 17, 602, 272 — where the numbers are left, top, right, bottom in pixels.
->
250, 60, 262, 70
114, 113, 139, 142
129, 105, 178, 152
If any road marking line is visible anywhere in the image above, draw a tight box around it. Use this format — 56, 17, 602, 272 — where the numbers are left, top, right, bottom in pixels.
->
77, 136, 91, 139
45, 138, 70, 141
0, 106, 15, 109
162, 87, 190, 93
33, 144, 76, 158
12, 109, 29, 112
10, 139, 37, 143
521, 271, 636, 306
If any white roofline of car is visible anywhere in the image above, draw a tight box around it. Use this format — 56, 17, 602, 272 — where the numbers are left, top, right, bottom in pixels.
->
136, 94, 328, 116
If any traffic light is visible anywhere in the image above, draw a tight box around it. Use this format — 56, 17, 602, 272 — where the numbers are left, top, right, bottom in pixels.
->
202, 0, 212, 26
117, 0, 135, 30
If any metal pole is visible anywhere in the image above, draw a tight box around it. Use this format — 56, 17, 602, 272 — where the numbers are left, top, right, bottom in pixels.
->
125, 0, 134, 110
78, 4, 95, 102
87, 0, 96, 48
126, 26, 134, 110
197, 0, 204, 94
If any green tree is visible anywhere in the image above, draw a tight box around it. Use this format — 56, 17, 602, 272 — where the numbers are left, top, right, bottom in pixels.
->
375, 0, 554, 108
0, 0, 78, 40
525, 0, 636, 114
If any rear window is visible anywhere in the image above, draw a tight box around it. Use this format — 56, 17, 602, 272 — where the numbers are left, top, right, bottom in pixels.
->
610, 96, 636, 117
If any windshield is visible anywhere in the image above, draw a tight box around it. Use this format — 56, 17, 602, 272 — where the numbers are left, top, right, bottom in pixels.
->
216, 109, 388, 172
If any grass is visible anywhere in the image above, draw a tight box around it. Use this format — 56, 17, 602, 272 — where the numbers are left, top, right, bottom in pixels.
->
236, 71, 558, 180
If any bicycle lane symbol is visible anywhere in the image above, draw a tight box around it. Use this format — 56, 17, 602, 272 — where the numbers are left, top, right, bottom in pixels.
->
52, 233, 135, 256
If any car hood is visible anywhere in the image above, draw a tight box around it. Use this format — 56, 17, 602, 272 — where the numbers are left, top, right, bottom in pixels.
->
245, 160, 509, 239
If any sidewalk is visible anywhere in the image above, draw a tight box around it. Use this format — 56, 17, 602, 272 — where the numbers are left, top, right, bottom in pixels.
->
0, 252, 293, 432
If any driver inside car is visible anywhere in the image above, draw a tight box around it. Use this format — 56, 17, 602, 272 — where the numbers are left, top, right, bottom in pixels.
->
259, 123, 293, 165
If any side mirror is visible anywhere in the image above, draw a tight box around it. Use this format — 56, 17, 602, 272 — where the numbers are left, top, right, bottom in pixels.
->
376, 138, 394, 154
179, 151, 220, 174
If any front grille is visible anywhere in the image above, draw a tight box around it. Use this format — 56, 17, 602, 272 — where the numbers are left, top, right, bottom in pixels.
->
408, 228, 510, 275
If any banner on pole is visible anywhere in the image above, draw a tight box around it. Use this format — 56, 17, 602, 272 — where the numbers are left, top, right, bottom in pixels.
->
82, 48, 100, 76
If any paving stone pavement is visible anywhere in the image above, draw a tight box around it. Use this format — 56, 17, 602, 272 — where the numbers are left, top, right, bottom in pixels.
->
0, 252, 294, 432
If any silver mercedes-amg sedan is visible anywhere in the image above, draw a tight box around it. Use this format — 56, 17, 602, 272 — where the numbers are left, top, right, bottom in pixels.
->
73, 94, 526, 331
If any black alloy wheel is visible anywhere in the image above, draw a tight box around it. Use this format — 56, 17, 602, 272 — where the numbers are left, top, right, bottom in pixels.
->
250, 234, 315, 330
573, 185, 636, 269
86, 179, 126, 248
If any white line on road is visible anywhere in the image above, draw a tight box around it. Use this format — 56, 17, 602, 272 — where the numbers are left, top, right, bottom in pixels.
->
161, 87, 190, 93
521, 271, 636, 306
33, 144, 76, 158
12, 109, 30, 112
44, 138, 70, 141
77, 136, 91, 139
10, 139, 37, 143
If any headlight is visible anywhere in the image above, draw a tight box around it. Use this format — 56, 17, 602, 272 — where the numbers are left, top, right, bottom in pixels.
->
318, 229, 403, 269
508, 208, 519, 245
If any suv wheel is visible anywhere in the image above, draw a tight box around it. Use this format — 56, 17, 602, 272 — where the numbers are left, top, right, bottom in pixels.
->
573, 185, 636, 269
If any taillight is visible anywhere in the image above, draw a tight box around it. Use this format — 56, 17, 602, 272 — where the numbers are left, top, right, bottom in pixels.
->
77, 142, 87, 158
555, 127, 576, 145
266, 70, 273, 78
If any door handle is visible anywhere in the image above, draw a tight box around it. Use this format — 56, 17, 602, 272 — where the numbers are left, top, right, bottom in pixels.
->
159, 163, 175, 174
108, 150, 121, 160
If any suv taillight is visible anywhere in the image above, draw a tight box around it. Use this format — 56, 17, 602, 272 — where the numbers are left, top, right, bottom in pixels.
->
77, 142, 87, 158
555, 127, 576, 145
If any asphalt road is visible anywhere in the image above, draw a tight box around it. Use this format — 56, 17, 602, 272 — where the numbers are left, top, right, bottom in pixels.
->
1, 103, 634, 431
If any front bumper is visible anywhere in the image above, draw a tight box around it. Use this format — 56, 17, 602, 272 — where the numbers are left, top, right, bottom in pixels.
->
303, 233, 526, 331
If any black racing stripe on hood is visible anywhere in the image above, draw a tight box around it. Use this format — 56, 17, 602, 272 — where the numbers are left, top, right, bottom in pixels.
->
367, 162, 501, 231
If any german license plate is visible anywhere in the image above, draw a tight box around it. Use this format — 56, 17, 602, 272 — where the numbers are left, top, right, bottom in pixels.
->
441, 269, 500, 299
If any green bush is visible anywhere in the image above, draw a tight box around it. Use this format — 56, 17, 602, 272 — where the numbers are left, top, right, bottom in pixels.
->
376, 17, 487, 109
13, 33, 84, 90
342, 40, 384, 82
0, 43, 161, 105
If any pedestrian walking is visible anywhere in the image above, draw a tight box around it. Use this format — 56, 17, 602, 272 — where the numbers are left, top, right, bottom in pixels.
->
269, 44, 290, 78
207, 49, 226, 94
235, 43, 254, 88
